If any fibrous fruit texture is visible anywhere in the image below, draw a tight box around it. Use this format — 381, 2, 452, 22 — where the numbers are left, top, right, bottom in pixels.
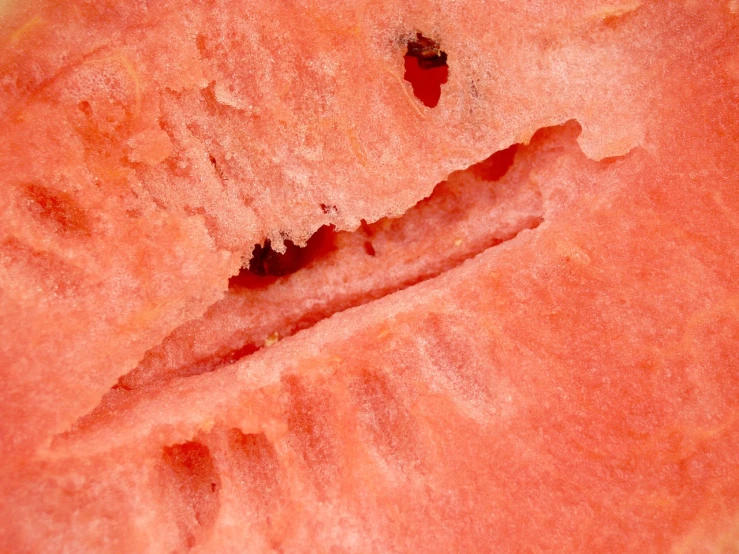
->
1, 0, 738, 552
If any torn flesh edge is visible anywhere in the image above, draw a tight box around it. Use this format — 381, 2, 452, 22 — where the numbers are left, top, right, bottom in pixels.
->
62, 119, 628, 440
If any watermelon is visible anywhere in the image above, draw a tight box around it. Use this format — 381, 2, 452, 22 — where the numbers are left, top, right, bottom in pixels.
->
0, 0, 655, 453
1, 0, 739, 552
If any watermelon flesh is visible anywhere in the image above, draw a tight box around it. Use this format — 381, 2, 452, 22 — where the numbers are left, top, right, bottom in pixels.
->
0, 0, 657, 453
112, 139, 536, 394
24, 110, 739, 552
2, 0, 739, 552
30, 105, 739, 552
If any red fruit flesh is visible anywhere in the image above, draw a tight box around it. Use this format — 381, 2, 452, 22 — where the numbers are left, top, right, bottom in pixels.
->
1, 1, 738, 553
107, 129, 541, 396
1, 0, 660, 454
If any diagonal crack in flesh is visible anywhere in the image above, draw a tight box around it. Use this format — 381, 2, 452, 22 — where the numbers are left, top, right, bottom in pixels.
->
68, 121, 609, 435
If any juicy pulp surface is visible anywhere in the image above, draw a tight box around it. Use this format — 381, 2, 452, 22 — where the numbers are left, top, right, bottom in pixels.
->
1, 0, 658, 453
42, 112, 739, 551
2, 1, 739, 553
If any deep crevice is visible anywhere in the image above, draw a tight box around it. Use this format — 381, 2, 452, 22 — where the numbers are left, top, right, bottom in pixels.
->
147, 141, 532, 378
58, 121, 640, 448
230, 225, 337, 287
68, 128, 558, 433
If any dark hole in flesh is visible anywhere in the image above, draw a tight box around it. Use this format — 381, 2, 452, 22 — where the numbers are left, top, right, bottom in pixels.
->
404, 33, 448, 108
229, 225, 336, 289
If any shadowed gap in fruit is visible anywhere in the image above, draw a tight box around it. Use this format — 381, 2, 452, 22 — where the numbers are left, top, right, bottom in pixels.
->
228, 225, 337, 289
403, 33, 448, 108
227, 143, 517, 293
